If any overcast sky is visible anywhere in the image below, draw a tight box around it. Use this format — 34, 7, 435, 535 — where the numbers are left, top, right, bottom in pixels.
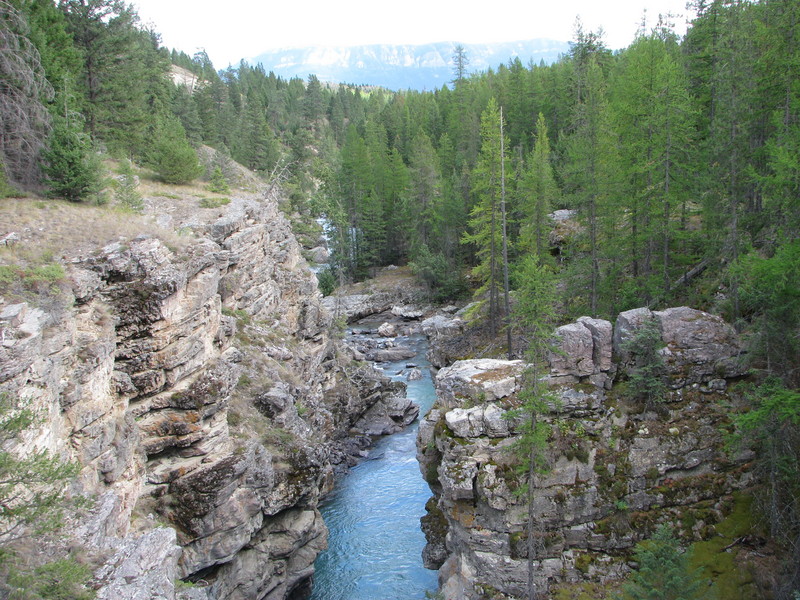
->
132, 0, 695, 68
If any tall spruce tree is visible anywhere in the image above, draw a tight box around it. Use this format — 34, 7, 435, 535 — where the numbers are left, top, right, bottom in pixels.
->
511, 255, 558, 600
519, 113, 558, 262
462, 98, 509, 334
612, 20, 697, 304
561, 54, 620, 318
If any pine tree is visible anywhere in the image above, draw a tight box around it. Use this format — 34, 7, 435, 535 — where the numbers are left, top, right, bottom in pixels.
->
149, 115, 202, 185
0, 392, 79, 544
41, 111, 104, 202
60, 0, 171, 157
113, 158, 142, 211
451, 44, 469, 85
462, 98, 509, 335
561, 54, 620, 318
621, 525, 708, 600
207, 165, 229, 194
408, 132, 442, 253
519, 113, 558, 261
612, 20, 697, 304
511, 255, 558, 600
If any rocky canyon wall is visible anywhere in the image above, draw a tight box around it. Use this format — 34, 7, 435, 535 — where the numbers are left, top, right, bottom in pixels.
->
0, 191, 410, 599
417, 306, 754, 599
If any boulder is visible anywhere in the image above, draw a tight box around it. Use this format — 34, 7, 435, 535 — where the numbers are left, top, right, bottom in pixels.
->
421, 315, 465, 337
613, 307, 655, 360
377, 322, 397, 337
435, 359, 525, 409
548, 322, 595, 377
391, 304, 424, 320
445, 403, 510, 438
654, 306, 746, 385
354, 394, 419, 436
365, 346, 417, 362
407, 368, 423, 381
577, 316, 613, 373
309, 246, 329, 264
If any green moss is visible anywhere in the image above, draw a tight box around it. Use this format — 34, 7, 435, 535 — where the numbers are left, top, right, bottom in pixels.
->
552, 581, 620, 600
689, 493, 759, 600
574, 551, 593, 574
424, 460, 440, 485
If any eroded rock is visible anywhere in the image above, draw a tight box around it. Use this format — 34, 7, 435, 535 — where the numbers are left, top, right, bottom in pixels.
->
419, 309, 753, 599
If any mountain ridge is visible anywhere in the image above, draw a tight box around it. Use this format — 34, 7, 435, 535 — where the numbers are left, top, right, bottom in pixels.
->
251, 39, 571, 90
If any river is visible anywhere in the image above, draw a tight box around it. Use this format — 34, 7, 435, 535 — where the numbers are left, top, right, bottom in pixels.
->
309, 320, 439, 600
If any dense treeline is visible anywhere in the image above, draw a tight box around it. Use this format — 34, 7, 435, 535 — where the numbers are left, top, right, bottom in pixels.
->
1, 1, 799, 594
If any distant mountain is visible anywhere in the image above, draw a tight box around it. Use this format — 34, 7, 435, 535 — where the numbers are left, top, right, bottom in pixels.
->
251, 39, 570, 91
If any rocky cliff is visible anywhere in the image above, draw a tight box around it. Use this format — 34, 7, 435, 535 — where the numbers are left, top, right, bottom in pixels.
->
0, 189, 413, 599
417, 307, 756, 599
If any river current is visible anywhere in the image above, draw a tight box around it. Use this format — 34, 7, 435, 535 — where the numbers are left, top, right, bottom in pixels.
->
309, 322, 439, 600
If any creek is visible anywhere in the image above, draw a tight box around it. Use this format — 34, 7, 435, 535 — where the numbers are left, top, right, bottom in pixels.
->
309, 317, 439, 600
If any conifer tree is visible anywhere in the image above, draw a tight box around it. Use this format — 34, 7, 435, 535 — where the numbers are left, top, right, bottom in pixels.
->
42, 111, 104, 201
621, 525, 708, 600
113, 158, 142, 211
408, 132, 442, 253
462, 98, 509, 334
561, 54, 620, 318
519, 113, 558, 262
0, 0, 54, 186
149, 115, 202, 185
612, 21, 696, 303
511, 255, 558, 600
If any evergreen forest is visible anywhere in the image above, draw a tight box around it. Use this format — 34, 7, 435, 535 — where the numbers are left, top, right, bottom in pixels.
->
1, 0, 800, 596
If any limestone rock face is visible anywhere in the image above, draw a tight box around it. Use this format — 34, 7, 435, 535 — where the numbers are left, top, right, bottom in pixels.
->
653, 306, 746, 385
0, 192, 413, 600
95, 528, 183, 600
418, 309, 753, 600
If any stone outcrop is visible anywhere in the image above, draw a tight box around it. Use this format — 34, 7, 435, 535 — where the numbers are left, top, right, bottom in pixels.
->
417, 307, 751, 599
0, 190, 417, 599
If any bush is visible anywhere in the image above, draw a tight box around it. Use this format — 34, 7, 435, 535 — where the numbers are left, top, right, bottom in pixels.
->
198, 197, 230, 209
622, 317, 666, 407
316, 267, 336, 296
3, 556, 94, 600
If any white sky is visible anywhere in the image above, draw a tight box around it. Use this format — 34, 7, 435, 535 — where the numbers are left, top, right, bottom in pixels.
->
132, 0, 695, 68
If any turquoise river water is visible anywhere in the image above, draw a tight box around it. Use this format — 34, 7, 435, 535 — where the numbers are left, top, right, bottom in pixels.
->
309, 326, 439, 600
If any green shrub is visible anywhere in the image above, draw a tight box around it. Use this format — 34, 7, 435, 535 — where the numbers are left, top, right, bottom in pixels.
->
620, 525, 710, 600
409, 244, 467, 302
316, 267, 336, 296
113, 160, 143, 212
198, 197, 230, 209
622, 317, 666, 407
3, 556, 94, 600
207, 166, 230, 194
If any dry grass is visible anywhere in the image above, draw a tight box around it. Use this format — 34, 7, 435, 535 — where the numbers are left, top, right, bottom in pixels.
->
0, 196, 198, 267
